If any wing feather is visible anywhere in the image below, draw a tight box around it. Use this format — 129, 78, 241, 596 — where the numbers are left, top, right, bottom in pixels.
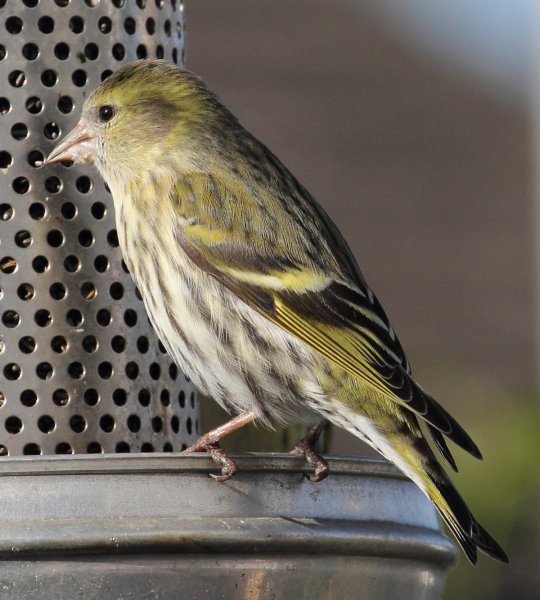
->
173, 162, 480, 460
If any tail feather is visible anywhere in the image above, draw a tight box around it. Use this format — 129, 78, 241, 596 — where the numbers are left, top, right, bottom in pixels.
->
329, 400, 507, 565
429, 471, 508, 564
444, 514, 478, 565
473, 522, 509, 563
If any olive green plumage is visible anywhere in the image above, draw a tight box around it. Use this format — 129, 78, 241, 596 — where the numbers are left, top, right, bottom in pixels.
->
46, 59, 507, 565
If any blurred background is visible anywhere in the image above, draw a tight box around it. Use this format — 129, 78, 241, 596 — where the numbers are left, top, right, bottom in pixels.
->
186, 1, 539, 598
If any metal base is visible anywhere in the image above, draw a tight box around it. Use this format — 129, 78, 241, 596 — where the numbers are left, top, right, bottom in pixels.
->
0, 454, 456, 599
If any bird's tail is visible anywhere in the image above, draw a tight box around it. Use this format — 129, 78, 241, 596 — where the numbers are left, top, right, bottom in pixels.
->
333, 402, 508, 564
386, 430, 509, 565
422, 464, 508, 564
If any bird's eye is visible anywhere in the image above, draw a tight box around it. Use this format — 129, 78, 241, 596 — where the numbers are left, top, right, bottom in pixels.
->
98, 105, 115, 123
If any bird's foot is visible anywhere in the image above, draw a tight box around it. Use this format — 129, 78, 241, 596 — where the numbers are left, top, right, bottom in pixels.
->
183, 438, 237, 482
290, 421, 329, 483
181, 411, 257, 482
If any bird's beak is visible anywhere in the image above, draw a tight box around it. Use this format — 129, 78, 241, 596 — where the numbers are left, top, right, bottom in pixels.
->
44, 119, 97, 165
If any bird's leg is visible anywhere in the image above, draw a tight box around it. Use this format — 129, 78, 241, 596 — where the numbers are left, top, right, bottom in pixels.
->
182, 411, 257, 482
291, 421, 329, 483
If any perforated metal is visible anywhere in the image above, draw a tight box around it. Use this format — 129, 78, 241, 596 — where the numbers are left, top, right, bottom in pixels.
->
0, 0, 199, 456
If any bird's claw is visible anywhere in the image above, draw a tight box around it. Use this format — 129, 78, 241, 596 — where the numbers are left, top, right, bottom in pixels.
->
290, 421, 329, 482
291, 438, 330, 483
209, 470, 235, 483
183, 439, 237, 482
309, 459, 330, 483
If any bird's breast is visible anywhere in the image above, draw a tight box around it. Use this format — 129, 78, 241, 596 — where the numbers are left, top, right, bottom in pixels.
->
109, 184, 328, 423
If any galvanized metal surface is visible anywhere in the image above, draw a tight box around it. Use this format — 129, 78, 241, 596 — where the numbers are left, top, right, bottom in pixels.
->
0, 0, 199, 455
0, 454, 456, 599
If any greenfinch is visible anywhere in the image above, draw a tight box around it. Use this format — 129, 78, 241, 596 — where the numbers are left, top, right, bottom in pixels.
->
46, 59, 507, 565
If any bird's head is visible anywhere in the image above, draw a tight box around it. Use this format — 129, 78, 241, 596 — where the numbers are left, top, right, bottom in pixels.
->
45, 59, 222, 186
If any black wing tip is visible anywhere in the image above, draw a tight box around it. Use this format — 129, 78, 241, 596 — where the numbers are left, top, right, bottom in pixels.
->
454, 430, 483, 461
421, 390, 484, 461
469, 442, 483, 461
428, 425, 458, 472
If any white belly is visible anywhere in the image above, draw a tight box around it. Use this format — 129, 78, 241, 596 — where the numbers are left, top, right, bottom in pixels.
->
115, 201, 323, 424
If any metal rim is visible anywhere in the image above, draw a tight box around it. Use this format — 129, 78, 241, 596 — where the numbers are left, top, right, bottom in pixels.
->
0, 453, 404, 477
0, 519, 456, 565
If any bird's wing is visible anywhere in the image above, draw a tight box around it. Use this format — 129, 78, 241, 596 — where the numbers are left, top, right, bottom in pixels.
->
173, 170, 480, 459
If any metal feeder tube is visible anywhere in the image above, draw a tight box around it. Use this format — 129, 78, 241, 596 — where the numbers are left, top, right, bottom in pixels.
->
0, 0, 199, 456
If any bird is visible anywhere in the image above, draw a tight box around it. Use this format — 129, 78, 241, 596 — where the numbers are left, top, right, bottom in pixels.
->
45, 59, 508, 565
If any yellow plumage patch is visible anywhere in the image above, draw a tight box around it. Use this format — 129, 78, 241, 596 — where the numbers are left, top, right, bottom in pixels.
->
272, 297, 395, 399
